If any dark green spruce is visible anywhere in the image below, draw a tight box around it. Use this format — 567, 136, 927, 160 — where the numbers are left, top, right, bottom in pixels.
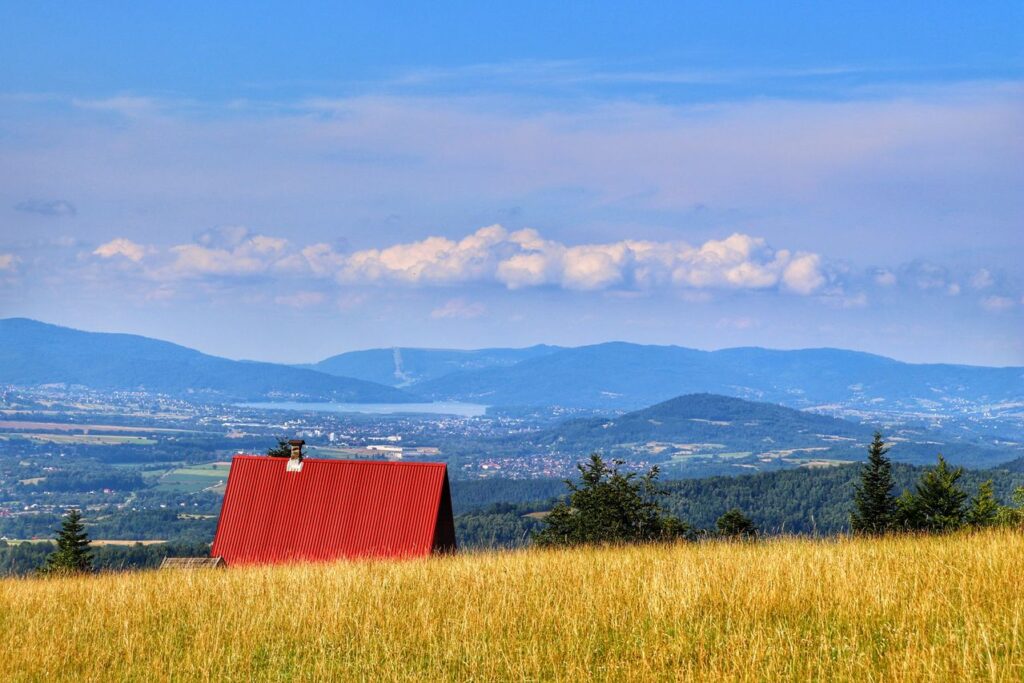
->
966, 480, 1000, 528
895, 455, 968, 532
41, 509, 93, 575
715, 508, 758, 539
533, 454, 692, 547
850, 432, 897, 534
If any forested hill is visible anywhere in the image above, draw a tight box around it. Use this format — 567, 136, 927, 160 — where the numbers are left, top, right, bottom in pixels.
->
0, 318, 414, 403
508, 393, 1015, 470
534, 393, 866, 450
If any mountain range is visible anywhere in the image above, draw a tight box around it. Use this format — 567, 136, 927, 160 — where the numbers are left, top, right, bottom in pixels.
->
0, 318, 413, 403
314, 341, 1024, 414
2, 319, 1022, 423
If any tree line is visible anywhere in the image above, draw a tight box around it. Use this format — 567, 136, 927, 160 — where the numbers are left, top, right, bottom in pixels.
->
850, 432, 1023, 534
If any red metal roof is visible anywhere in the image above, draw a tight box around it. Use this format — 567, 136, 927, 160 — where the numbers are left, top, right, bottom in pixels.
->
210, 455, 456, 565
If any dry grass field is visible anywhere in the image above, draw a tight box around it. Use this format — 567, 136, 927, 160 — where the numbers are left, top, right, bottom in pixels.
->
0, 530, 1021, 682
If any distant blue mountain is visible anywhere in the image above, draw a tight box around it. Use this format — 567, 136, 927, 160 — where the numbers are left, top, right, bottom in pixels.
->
0, 318, 415, 403
414, 342, 1024, 411
307, 345, 562, 387
5, 319, 1021, 419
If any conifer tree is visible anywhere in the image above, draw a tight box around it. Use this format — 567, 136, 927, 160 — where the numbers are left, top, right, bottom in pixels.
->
966, 480, 1000, 528
41, 509, 93, 575
716, 508, 758, 539
996, 487, 1024, 528
533, 454, 693, 547
267, 439, 291, 457
895, 455, 968, 532
850, 432, 897, 534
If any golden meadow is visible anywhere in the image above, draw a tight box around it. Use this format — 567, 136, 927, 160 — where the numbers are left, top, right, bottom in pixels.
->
1, 529, 1022, 682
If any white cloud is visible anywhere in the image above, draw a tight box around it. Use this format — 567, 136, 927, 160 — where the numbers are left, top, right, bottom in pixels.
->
430, 298, 488, 319
969, 268, 994, 290
333, 226, 828, 295
782, 253, 827, 295
86, 225, 830, 296
164, 233, 289, 278
0, 254, 17, 270
93, 238, 147, 262
981, 295, 1016, 313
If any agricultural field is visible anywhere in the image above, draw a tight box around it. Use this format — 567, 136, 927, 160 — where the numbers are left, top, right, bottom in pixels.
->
0, 433, 156, 446
1, 530, 1021, 681
147, 462, 233, 494
0, 421, 195, 434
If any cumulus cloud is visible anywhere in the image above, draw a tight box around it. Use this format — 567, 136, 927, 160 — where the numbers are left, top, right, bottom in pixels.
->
93, 238, 148, 262
94, 225, 828, 296
430, 298, 488, 319
981, 295, 1016, 313
14, 199, 77, 217
969, 268, 995, 290
332, 226, 828, 294
75, 227, 1024, 316
97, 224, 831, 294
166, 240, 284, 277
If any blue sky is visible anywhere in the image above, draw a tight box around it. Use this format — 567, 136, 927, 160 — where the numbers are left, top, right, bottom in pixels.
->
1, 2, 1022, 364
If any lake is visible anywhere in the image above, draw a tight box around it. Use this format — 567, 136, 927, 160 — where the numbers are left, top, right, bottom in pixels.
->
236, 401, 489, 417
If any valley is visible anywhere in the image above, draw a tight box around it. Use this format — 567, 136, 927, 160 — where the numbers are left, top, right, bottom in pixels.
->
1, 317, 1022, 568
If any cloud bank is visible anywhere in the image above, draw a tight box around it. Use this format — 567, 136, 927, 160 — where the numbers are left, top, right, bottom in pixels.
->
93, 226, 828, 295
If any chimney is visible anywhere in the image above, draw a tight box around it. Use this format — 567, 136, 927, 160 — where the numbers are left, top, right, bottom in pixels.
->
286, 439, 305, 472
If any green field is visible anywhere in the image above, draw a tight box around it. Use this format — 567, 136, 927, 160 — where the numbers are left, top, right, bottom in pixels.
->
151, 462, 232, 494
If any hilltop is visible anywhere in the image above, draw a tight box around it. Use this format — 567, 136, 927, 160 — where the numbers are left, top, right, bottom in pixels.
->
2, 530, 1021, 681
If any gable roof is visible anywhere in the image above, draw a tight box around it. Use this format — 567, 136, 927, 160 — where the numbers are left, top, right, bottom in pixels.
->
211, 455, 456, 565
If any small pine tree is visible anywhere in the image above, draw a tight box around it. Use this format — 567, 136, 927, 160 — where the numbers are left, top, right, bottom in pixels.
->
895, 455, 968, 533
850, 432, 897, 535
966, 480, 1001, 528
716, 508, 758, 539
267, 439, 291, 457
41, 509, 93, 575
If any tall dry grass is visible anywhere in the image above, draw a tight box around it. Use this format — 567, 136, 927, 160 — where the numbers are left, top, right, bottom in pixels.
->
0, 530, 1021, 681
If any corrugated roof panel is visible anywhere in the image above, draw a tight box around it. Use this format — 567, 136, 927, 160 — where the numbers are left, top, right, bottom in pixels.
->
210, 455, 455, 565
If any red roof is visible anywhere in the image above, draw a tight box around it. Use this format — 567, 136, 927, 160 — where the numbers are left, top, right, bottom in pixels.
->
210, 455, 456, 565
